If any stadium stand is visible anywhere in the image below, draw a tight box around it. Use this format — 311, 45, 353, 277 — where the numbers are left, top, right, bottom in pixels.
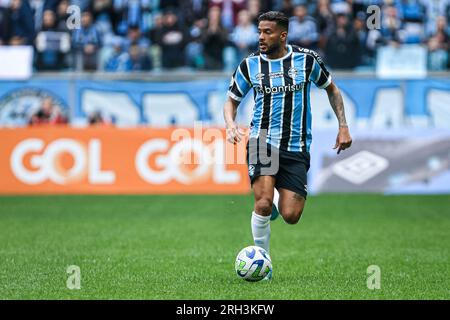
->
0, 0, 448, 72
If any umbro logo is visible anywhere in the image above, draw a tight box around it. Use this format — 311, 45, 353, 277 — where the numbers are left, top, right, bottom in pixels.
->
255, 73, 265, 81
332, 151, 389, 184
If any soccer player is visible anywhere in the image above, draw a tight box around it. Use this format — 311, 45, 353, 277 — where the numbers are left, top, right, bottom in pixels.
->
223, 11, 352, 278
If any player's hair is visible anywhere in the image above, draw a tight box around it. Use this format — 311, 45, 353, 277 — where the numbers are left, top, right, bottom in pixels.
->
258, 11, 289, 32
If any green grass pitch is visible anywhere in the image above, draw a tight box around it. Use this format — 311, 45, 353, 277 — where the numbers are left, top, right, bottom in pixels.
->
0, 194, 449, 299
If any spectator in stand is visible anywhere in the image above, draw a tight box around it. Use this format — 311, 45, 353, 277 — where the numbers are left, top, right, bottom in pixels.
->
314, 0, 335, 51
208, 0, 247, 32
427, 16, 449, 71
260, 0, 274, 13
92, 0, 115, 38
35, 9, 70, 70
72, 10, 102, 71
180, 0, 208, 26
201, 5, 228, 70
30, 0, 44, 32
288, 4, 319, 50
230, 9, 258, 62
396, 0, 426, 44
123, 25, 150, 52
0, 0, 449, 72
112, 0, 142, 36
446, 3, 450, 34
247, 0, 262, 25
55, 0, 71, 32
157, 10, 188, 69
29, 97, 68, 126
397, 0, 425, 22
128, 43, 152, 70
104, 36, 131, 71
112, 0, 150, 36
149, 13, 163, 70
350, 0, 372, 18
186, 17, 207, 69
279, 0, 294, 18
43, 0, 62, 12
150, 12, 164, 43
0, 1, 11, 45
367, 4, 402, 54
159, 0, 180, 11
420, 0, 449, 36
71, 0, 91, 12
330, 0, 352, 17
92, 0, 114, 22
381, 5, 403, 45
10, 0, 35, 45
325, 13, 360, 69
353, 11, 370, 66
88, 110, 109, 125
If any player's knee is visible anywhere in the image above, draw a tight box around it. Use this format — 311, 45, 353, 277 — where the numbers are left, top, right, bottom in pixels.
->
284, 214, 300, 225
255, 198, 273, 216
283, 208, 304, 225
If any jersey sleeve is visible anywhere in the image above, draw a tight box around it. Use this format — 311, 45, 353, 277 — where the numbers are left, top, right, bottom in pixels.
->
309, 51, 332, 89
227, 59, 252, 102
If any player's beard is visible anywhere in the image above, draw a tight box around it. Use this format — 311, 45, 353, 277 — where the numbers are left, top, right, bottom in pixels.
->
261, 42, 281, 56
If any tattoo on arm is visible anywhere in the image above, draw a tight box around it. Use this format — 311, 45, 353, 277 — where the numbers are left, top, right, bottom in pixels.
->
327, 86, 347, 127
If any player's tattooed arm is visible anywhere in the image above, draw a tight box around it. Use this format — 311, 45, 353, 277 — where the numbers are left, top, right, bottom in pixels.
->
325, 82, 347, 128
325, 82, 352, 154
224, 97, 244, 144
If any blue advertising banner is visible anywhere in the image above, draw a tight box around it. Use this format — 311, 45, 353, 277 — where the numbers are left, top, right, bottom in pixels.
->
1, 76, 449, 129
73, 79, 230, 126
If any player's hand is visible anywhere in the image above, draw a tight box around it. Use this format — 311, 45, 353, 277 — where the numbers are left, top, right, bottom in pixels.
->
226, 123, 244, 144
333, 126, 352, 154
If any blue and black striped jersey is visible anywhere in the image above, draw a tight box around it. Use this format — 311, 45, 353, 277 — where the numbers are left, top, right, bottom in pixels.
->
228, 45, 332, 152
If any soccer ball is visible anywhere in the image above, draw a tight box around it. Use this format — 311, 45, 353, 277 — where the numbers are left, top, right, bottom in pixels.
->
235, 245, 272, 282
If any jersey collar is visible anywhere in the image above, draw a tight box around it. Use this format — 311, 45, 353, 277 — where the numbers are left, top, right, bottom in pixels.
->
260, 45, 293, 62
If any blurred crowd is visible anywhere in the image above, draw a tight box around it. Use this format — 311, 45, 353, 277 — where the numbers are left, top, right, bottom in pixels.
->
0, 0, 449, 72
